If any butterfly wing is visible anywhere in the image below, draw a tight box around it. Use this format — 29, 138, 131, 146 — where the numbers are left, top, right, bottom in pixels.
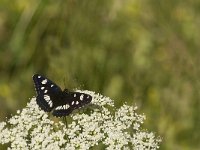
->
52, 92, 92, 117
33, 74, 62, 112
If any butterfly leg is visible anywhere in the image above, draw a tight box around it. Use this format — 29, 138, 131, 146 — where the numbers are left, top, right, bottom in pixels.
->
63, 116, 67, 126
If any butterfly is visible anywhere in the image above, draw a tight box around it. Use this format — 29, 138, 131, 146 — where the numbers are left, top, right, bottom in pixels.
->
33, 74, 92, 117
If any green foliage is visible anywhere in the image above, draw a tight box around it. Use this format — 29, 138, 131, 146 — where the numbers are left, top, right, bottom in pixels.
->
0, 0, 200, 149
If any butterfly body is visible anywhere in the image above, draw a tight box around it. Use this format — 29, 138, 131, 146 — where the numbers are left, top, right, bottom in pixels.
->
33, 74, 92, 117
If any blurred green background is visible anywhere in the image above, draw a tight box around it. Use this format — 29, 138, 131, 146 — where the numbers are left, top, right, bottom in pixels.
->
0, 0, 200, 149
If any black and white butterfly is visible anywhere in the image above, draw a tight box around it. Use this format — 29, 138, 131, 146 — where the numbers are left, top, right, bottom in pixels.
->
33, 74, 92, 117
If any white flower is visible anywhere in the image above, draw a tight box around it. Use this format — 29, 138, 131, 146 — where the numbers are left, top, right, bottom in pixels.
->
0, 90, 161, 149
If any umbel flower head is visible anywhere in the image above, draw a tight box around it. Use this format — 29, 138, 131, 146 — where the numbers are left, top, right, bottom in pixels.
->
0, 90, 161, 150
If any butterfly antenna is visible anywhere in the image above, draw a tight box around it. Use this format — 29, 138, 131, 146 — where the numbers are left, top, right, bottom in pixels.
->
63, 77, 67, 89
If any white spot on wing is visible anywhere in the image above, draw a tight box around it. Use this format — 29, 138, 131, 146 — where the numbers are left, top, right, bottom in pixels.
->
74, 94, 76, 97
44, 90, 48, 93
80, 94, 84, 101
45, 99, 50, 102
42, 79, 47, 84
51, 84, 54, 87
55, 104, 69, 110
71, 101, 74, 105
41, 87, 45, 90
49, 101, 53, 107
44, 95, 50, 101
38, 76, 41, 78
76, 101, 79, 105
65, 104, 69, 109
56, 106, 61, 110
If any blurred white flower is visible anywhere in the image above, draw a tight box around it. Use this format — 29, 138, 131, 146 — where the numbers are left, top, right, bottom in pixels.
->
0, 90, 161, 149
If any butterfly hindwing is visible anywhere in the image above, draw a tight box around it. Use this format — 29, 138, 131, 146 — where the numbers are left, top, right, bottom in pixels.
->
33, 74, 62, 112
52, 92, 92, 117
68, 92, 92, 109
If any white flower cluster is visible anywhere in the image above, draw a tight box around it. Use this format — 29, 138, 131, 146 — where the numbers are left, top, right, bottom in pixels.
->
0, 90, 161, 150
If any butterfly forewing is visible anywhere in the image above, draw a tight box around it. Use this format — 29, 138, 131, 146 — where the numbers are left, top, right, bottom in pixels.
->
33, 74, 62, 112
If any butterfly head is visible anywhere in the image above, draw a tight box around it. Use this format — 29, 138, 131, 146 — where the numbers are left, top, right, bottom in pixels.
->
63, 89, 69, 93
